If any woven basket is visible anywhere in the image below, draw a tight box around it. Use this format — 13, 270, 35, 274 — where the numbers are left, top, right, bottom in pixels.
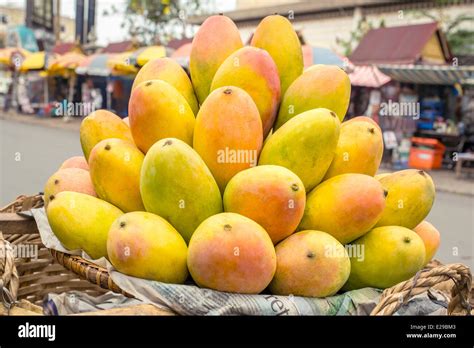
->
1, 194, 472, 316
0, 194, 108, 312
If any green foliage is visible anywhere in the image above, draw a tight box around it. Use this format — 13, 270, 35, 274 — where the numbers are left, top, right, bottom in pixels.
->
409, 4, 474, 56
106, 0, 207, 45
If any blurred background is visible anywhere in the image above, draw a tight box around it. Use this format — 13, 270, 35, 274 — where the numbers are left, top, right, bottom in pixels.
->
0, 0, 473, 266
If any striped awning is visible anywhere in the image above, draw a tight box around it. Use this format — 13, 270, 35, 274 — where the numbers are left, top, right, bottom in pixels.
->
377, 64, 474, 85
107, 51, 138, 74
76, 54, 111, 76
48, 52, 87, 74
349, 65, 391, 88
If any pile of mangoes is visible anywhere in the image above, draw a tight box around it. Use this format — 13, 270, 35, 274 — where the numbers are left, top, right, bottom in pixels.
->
44, 14, 441, 297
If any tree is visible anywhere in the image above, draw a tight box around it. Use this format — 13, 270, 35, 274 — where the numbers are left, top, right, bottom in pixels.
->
106, 0, 208, 45
409, 1, 474, 56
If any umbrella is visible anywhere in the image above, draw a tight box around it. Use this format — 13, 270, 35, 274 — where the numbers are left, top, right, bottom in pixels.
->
76, 54, 112, 76
171, 42, 192, 58
171, 42, 191, 68
349, 65, 391, 88
108, 51, 139, 74
48, 52, 87, 75
130, 46, 166, 67
0, 47, 30, 68
19, 51, 55, 72
302, 45, 346, 69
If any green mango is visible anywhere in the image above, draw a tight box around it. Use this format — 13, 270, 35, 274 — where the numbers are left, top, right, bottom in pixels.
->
343, 226, 426, 290
46, 191, 123, 259
258, 108, 340, 191
375, 169, 435, 228
140, 138, 223, 243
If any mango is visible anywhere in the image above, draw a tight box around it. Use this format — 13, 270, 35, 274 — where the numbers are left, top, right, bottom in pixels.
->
375, 169, 435, 229
107, 212, 188, 283
140, 138, 223, 243
44, 168, 96, 207
251, 14, 303, 96
269, 230, 350, 297
128, 79, 195, 153
324, 116, 384, 180
413, 221, 441, 266
131, 57, 198, 114
187, 212, 276, 294
223, 165, 305, 244
374, 173, 391, 180
275, 64, 351, 129
299, 174, 386, 244
193, 86, 263, 192
345, 115, 381, 132
343, 226, 426, 290
89, 138, 145, 212
46, 191, 123, 259
80, 109, 133, 160
258, 108, 340, 192
59, 156, 89, 171
190, 15, 243, 104
122, 117, 130, 126
210, 46, 280, 136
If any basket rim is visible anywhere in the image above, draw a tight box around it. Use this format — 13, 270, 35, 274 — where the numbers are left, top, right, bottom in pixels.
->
1, 195, 472, 315
49, 247, 472, 316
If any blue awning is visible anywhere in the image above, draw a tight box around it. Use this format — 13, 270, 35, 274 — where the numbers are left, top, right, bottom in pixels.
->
377, 64, 474, 85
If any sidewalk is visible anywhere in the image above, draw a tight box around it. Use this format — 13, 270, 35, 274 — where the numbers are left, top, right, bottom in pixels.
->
0, 110, 81, 132
378, 167, 474, 197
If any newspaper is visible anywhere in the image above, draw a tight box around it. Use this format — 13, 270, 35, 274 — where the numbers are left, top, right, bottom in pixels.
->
31, 208, 448, 316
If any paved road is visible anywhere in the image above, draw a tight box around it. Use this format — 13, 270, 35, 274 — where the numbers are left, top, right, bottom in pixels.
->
1, 119, 472, 267
1, 119, 82, 206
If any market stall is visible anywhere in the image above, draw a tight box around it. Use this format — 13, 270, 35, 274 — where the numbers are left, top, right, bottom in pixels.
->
18, 51, 57, 113
349, 21, 474, 171
76, 53, 114, 111
0, 48, 31, 111
47, 52, 87, 117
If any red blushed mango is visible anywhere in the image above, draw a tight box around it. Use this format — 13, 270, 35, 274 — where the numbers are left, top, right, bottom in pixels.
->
129, 79, 195, 153
324, 116, 384, 180
131, 57, 199, 114
80, 109, 133, 160
210, 46, 281, 136
223, 165, 305, 244
413, 220, 441, 266
251, 14, 303, 96
299, 174, 386, 244
269, 230, 350, 297
193, 86, 263, 193
59, 156, 89, 171
44, 168, 96, 207
275, 64, 351, 129
187, 213, 276, 294
190, 15, 243, 105
107, 212, 188, 283
89, 138, 145, 212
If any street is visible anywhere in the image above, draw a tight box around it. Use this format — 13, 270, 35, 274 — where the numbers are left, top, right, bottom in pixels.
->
0, 118, 472, 267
